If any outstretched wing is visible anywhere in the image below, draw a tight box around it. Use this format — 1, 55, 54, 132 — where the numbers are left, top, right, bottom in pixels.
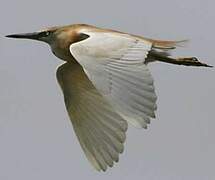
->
70, 31, 157, 128
57, 62, 127, 171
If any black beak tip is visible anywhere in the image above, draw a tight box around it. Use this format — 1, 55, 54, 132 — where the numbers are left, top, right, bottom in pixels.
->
5, 34, 12, 38
5, 34, 19, 38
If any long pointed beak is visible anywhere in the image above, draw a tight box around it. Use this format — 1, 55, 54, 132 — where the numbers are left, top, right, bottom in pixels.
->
5, 32, 40, 40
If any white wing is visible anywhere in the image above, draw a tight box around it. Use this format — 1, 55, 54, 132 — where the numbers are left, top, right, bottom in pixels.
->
70, 31, 157, 128
57, 63, 127, 171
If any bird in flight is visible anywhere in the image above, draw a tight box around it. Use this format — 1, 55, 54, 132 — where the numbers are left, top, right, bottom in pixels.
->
6, 24, 212, 171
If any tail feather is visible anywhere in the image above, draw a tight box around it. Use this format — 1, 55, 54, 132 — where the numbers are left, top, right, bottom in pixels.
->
145, 38, 188, 49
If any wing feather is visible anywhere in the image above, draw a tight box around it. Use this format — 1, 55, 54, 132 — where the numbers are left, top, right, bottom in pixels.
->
57, 63, 127, 171
70, 31, 157, 128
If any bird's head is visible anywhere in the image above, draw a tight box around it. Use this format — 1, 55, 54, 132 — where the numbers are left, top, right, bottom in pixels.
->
5, 25, 84, 60
6, 24, 89, 44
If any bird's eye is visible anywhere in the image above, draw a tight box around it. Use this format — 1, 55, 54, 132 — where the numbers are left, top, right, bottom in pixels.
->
45, 31, 51, 36
39, 31, 51, 37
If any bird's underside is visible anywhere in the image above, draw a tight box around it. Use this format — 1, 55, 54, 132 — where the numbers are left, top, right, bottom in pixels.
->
55, 24, 212, 171
6, 24, 212, 172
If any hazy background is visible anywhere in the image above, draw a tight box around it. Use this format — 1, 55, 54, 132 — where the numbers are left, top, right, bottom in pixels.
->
0, 0, 214, 179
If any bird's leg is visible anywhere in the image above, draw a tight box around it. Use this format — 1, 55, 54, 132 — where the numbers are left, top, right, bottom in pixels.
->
148, 52, 213, 67
174, 57, 213, 67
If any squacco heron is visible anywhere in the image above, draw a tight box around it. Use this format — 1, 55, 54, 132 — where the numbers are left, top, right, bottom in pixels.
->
6, 24, 212, 171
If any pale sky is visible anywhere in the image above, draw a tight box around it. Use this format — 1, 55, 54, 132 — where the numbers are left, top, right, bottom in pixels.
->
0, 0, 214, 179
